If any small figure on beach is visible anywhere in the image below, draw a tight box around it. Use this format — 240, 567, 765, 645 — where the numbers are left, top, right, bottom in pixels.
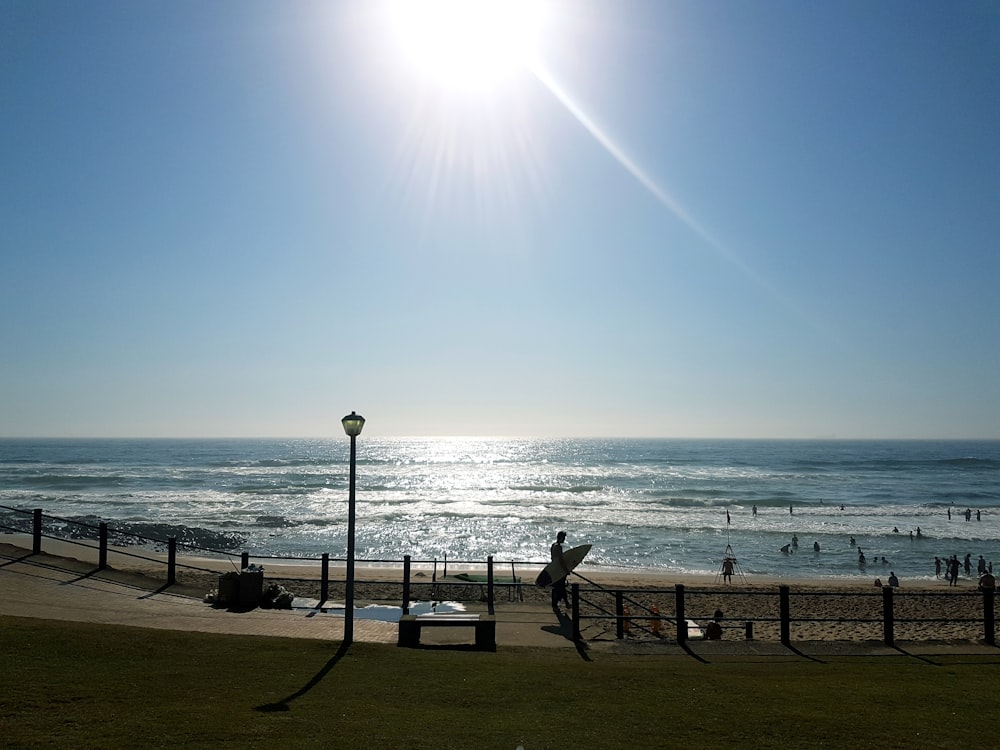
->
789, 504, 793, 515
791, 534, 799, 548
888, 572, 899, 587
934, 557, 942, 578
965, 508, 972, 522
858, 550, 866, 566
849, 536, 856, 547
813, 541, 820, 552
873, 577, 882, 587
948, 556, 960, 586
722, 557, 734, 584
947, 507, 951, 520
892, 527, 899, 534
549, 531, 570, 612
780, 544, 792, 554
916, 527, 922, 538
705, 610, 724, 640
752, 505, 757, 517
976, 509, 981, 522
978, 556, 987, 575
964, 554, 972, 576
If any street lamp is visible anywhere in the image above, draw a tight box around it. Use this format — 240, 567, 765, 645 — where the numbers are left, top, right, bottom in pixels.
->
341, 411, 365, 644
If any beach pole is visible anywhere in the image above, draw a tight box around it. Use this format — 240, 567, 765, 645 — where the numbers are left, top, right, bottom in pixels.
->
98, 523, 108, 570
167, 537, 176, 586
882, 585, 894, 647
487, 555, 495, 615
615, 592, 625, 639
571, 583, 581, 641
779, 586, 791, 646
675, 584, 687, 644
983, 588, 995, 646
32, 508, 42, 554
402, 555, 411, 615
321, 553, 330, 603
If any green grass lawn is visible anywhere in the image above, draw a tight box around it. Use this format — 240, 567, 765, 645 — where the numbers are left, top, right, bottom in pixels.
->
2, 615, 997, 749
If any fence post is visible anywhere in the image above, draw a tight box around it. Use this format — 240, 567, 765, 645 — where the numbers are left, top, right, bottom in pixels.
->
882, 585, 895, 647
615, 591, 624, 640
32, 508, 42, 554
984, 587, 995, 647
675, 583, 687, 644
167, 537, 177, 586
779, 585, 791, 646
571, 583, 581, 641
98, 522, 108, 570
321, 553, 330, 603
487, 555, 495, 616
241, 551, 249, 570
402, 555, 411, 615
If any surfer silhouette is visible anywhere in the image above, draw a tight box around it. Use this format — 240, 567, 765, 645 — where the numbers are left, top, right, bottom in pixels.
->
550, 531, 570, 612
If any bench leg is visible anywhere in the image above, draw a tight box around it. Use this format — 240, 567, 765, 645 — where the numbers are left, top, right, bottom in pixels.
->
398, 620, 420, 648
476, 620, 496, 651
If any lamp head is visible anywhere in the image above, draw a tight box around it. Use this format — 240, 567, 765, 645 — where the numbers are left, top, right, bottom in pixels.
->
341, 411, 366, 437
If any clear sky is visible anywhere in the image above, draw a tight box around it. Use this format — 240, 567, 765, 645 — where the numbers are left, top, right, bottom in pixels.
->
1, 0, 998, 439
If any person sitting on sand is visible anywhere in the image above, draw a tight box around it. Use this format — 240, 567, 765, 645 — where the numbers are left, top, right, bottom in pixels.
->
705, 610, 724, 640
873, 578, 882, 587
888, 572, 899, 587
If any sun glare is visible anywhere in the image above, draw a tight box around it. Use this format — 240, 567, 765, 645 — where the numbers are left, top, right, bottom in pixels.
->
386, 0, 547, 92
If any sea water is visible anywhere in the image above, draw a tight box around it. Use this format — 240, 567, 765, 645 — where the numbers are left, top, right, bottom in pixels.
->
1, 438, 998, 582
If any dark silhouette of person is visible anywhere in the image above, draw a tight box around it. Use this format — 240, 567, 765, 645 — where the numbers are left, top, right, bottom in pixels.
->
705, 610, 724, 640
549, 531, 570, 612
722, 557, 734, 584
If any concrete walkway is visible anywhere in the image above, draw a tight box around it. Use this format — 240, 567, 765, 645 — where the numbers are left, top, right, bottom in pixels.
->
0, 544, 577, 649
5, 542, 994, 658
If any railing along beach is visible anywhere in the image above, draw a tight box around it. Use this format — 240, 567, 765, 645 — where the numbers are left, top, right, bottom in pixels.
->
1, 505, 996, 647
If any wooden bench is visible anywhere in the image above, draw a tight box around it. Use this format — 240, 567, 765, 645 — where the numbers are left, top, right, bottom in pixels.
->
397, 613, 496, 651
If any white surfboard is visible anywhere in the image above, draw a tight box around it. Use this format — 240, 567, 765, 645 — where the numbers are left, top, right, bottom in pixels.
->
535, 544, 591, 587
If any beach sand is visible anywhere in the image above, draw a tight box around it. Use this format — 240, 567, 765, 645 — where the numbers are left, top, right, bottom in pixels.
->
1, 535, 994, 646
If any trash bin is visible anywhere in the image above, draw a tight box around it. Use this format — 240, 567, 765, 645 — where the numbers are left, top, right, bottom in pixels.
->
238, 569, 264, 609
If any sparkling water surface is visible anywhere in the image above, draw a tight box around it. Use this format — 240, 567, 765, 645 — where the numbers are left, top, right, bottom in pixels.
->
2, 438, 998, 582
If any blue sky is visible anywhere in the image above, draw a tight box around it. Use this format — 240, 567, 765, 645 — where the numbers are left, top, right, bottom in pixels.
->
1, 0, 998, 439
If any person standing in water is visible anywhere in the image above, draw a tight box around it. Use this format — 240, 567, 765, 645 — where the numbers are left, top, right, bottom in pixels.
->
550, 531, 570, 612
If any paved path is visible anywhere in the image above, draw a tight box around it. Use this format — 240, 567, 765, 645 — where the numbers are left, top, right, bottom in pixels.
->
0, 545, 576, 649
5, 544, 994, 658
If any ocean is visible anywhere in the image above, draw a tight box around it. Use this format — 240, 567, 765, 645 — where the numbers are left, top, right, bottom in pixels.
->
1, 438, 998, 582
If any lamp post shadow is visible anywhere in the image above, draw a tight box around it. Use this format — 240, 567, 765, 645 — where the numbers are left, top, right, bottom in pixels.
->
254, 640, 352, 712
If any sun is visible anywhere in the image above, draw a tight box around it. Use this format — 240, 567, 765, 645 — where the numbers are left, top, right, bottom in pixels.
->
386, 0, 548, 92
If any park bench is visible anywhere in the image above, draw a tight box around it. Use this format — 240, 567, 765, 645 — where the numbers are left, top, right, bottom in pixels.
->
397, 613, 496, 651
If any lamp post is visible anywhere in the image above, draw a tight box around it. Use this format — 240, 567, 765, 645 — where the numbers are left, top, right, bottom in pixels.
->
341, 411, 365, 644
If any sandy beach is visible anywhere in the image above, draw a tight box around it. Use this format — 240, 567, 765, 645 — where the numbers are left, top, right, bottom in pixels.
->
1, 533, 994, 647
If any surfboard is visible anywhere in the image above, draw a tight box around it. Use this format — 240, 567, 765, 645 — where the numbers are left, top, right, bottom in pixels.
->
535, 544, 591, 587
